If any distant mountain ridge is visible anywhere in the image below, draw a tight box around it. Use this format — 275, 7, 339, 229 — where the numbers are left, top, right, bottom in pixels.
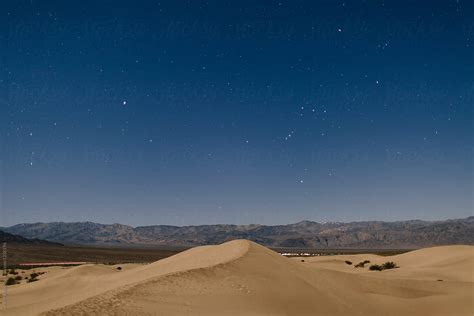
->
0, 230, 63, 246
2, 217, 473, 249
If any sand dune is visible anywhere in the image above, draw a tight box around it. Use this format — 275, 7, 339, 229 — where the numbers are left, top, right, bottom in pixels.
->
1, 240, 472, 315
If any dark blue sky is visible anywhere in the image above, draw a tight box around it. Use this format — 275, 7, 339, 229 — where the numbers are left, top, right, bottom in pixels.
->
1, 0, 472, 226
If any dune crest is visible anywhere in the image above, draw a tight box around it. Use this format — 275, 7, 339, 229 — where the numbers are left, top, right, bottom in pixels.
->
3, 240, 250, 315
2, 240, 473, 316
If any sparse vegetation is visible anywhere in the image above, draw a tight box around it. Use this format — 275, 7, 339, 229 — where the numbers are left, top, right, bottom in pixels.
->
28, 272, 39, 283
382, 261, 397, 270
354, 260, 370, 268
6, 277, 17, 285
345, 260, 352, 265
369, 261, 398, 271
369, 264, 383, 271
116, 266, 122, 270
9, 268, 18, 275
15, 275, 23, 281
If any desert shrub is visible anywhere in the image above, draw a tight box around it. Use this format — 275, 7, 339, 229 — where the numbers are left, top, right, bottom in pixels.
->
369, 262, 398, 271
369, 264, 383, 271
382, 261, 397, 270
116, 266, 122, 270
354, 260, 371, 268
301, 259, 305, 263
345, 260, 352, 265
5, 277, 17, 285
28, 272, 39, 282
14, 275, 22, 281
9, 269, 18, 275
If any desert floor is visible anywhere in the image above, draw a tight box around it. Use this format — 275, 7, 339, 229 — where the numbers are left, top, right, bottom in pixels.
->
0, 240, 472, 316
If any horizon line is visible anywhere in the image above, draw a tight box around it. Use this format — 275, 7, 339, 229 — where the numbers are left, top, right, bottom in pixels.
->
3, 216, 472, 229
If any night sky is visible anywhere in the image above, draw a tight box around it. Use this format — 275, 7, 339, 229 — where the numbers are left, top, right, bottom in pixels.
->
1, 0, 472, 226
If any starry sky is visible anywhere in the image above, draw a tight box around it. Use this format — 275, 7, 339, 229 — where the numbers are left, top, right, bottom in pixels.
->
0, 0, 472, 226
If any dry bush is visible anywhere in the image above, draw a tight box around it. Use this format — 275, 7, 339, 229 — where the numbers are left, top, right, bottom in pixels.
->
382, 261, 397, 270
369, 261, 398, 271
355, 260, 370, 268
6, 277, 17, 285
369, 264, 383, 271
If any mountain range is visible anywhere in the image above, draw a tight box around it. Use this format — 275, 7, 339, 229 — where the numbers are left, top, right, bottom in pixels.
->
2, 217, 473, 248
0, 230, 63, 246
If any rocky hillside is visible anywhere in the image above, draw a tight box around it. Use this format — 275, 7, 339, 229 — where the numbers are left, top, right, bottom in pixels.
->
2, 217, 473, 248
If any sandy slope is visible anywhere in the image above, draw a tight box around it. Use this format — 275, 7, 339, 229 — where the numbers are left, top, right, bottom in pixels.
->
300, 245, 474, 282
1, 240, 248, 315
1, 241, 472, 316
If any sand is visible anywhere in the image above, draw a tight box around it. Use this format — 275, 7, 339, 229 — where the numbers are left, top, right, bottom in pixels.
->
1, 240, 472, 315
